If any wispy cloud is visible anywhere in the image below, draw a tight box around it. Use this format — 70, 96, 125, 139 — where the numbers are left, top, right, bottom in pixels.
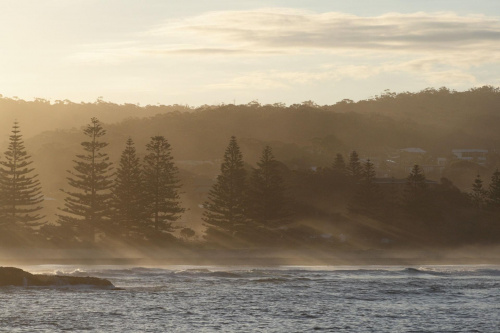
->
69, 8, 499, 90
74, 9, 500, 60
148, 9, 500, 55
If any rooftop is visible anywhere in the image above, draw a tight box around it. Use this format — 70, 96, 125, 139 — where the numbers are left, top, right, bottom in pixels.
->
400, 148, 426, 153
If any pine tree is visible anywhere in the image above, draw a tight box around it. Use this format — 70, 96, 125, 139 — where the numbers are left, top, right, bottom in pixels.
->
347, 150, 362, 180
143, 136, 184, 232
406, 165, 427, 190
112, 137, 147, 235
487, 169, 500, 210
404, 164, 431, 217
0, 121, 44, 225
203, 136, 247, 240
469, 174, 487, 210
332, 153, 346, 175
58, 118, 114, 242
349, 159, 380, 215
247, 146, 289, 226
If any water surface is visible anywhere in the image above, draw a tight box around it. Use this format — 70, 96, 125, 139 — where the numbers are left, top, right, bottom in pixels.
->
1, 265, 498, 332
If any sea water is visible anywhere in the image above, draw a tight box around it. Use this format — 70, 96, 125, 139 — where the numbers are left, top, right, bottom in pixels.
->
0, 265, 499, 332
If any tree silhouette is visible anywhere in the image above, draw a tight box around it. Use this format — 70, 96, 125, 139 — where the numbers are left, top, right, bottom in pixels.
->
111, 137, 147, 235
247, 146, 290, 226
403, 164, 434, 218
58, 118, 114, 242
487, 169, 500, 210
349, 159, 380, 215
347, 150, 362, 180
143, 136, 184, 232
0, 121, 44, 226
203, 136, 247, 241
332, 153, 346, 175
469, 174, 487, 210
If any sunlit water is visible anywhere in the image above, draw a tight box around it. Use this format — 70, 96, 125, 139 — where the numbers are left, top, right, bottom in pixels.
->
1, 265, 499, 332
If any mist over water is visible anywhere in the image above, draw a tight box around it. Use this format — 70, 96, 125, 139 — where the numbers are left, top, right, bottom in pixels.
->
1, 265, 498, 332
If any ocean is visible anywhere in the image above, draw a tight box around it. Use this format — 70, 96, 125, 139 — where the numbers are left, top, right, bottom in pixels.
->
1, 265, 499, 332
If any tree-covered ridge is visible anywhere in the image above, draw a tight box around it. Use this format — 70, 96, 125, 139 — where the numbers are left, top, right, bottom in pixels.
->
17, 86, 500, 201
0, 86, 499, 251
2, 85, 499, 154
0, 95, 191, 139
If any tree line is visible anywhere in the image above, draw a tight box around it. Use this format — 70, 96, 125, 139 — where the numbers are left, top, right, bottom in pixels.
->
0, 118, 292, 247
2, 118, 500, 249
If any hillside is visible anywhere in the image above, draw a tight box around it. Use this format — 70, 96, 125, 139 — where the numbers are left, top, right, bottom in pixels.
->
1, 86, 499, 224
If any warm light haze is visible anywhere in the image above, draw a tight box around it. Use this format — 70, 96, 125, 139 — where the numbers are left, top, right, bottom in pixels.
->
1, 1, 500, 332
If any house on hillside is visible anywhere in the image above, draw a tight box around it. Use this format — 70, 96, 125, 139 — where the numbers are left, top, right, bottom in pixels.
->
400, 148, 426, 154
398, 148, 427, 165
452, 149, 488, 165
391, 148, 445, 178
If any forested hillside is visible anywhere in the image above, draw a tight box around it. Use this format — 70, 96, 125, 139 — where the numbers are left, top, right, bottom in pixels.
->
19, 86, 500, 194
0, 86, 499, 251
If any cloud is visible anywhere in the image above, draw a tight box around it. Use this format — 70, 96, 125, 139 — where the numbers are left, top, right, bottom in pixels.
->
142, 47, 278, 55
148, 9, 500, 55
74, 9, 500, 60
69, 8, 498, 90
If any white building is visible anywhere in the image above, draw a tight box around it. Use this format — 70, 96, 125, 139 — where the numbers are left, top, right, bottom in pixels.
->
451, 149, 488, 164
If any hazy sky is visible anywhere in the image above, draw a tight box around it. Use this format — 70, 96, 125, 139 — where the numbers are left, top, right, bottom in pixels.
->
0, 0, 499, 106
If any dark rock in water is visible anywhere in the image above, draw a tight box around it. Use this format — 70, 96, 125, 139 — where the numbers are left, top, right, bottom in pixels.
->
0, 267, 115, 288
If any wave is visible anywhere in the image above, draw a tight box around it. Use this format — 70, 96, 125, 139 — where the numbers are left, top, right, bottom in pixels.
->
24, 265, 500, 284
253, 278, 288, 283
54, 268, 88, 276
174, 269, 241, 278
403, 267, 448, 276
402, 266, 500, 277
177, 268, 211, 274
474, 268, 500, 276
208, 271, 241, 278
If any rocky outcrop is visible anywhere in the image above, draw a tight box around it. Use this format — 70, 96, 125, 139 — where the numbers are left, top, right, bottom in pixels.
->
0, 267, 115, 288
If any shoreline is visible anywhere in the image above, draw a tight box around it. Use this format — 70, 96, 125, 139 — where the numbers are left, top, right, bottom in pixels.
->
2, 248, 500, 267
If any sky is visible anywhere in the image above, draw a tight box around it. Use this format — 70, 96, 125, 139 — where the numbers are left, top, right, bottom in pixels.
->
0, 0, 499, 106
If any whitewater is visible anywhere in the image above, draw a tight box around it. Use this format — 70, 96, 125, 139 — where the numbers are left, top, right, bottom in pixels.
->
0, 265, 499, 332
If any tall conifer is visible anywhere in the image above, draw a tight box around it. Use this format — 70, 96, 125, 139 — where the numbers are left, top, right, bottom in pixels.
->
487, 169, 500, 210
203, 136, 247, 239
58, 118, 114, 241
0, 121, 44, 225
347, 150, 362, 180
143, 136, 184, 232
332, 153, 346, 175
404, 164, 432, 217
112, 137, 147, 234
349, 159, 380, 214
247, 146, 289, 226
470, 174, 487, 210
